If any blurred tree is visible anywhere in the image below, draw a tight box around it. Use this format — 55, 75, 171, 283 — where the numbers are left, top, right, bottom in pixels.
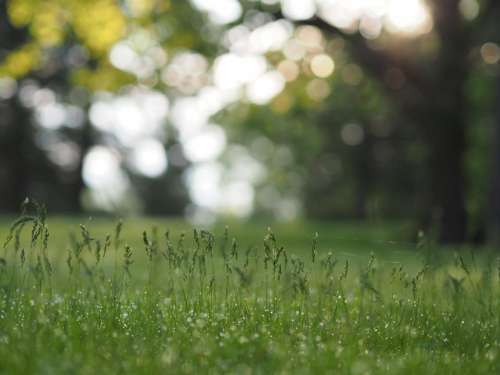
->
266, 0, 500, 244
0, 0, 209, 215
0, 0, 123, 213
305, 81, 421, 222
0, 0, 53, 212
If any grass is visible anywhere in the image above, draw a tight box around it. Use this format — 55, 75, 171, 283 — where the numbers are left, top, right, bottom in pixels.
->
0, 201, 499, 374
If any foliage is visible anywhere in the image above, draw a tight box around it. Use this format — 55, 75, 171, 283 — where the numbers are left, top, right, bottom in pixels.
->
1, 0, 214, 85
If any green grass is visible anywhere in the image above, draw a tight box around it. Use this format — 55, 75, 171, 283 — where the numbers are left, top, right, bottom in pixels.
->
0, 203, 499, 374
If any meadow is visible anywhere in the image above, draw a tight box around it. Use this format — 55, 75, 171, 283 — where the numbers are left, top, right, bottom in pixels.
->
0, 202, 498, 374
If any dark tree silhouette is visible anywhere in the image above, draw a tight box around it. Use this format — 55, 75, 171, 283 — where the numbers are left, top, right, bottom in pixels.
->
276, 0, 499, 243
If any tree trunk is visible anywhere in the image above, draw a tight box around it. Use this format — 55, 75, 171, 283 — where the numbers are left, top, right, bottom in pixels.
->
427, 111, 467, 244
488, 73, 500, 247
65, 117, 93, 213
423, 0, 469, 244
353, 127, 374, 219
0, 97, 31, 213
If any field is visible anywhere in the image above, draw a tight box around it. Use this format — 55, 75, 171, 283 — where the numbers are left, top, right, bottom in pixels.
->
0, 203, 499, 374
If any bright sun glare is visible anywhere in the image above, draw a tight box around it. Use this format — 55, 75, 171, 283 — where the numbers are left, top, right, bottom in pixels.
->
385, 0, 433, 34
287, 0, 434, 36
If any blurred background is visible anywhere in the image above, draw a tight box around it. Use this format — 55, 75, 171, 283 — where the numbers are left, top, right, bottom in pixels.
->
0, 0, 499, 245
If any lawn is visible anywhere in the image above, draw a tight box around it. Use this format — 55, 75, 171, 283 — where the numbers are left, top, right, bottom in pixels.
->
0, 204, 498, 374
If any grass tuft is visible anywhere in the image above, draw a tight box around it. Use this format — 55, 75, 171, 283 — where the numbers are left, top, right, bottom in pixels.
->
0, 205, 499, 374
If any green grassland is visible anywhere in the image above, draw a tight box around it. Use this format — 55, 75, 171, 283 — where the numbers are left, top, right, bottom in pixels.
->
0, 204, 499, 374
